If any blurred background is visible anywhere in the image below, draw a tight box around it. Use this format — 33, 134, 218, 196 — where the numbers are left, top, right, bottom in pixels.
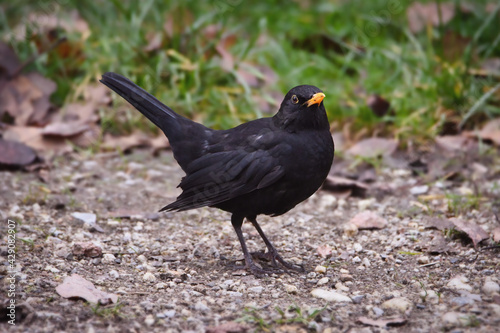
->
0, 0, 499, 155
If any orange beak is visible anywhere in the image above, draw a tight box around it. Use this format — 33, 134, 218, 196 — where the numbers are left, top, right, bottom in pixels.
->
305, 92, 325, 107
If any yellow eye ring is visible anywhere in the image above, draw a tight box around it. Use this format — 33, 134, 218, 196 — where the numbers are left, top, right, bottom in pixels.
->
291, 95, 299, 104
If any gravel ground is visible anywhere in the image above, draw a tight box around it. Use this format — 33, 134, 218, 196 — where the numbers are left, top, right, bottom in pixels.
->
1, 148, 499, 332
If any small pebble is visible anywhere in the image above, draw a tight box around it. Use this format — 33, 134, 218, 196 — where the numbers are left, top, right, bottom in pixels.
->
482, 278, 500, 295
314, 265, 327, 274
311, 288, 352, 303
381, 297, 412, 313
353, 243, 363, 252
372, 307, 384, 317
418, 256, 430, 265
248, 286, 263, 294
144, 314, 155, 326
284, 284, 298, 294
447, 275, 472, 292
317, 277, 329, 286
143, 272, 156, 282
109, 270, 119, 279
102, 253, 116, 264
352, 295, 365, 304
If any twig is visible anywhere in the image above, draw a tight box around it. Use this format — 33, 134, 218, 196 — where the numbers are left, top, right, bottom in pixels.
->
420, 261, 440, 267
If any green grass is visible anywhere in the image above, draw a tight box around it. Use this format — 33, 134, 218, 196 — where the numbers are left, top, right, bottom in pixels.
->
1, 0, 499, 144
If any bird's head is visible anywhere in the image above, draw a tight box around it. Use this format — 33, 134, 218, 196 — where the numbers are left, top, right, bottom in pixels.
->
274, 85, 328, 131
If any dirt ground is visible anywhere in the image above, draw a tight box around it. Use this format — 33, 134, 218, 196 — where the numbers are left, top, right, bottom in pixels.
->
1, 147, 500, 332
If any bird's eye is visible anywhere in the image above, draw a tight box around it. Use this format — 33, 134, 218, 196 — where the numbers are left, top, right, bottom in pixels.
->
291, 95, 299, 104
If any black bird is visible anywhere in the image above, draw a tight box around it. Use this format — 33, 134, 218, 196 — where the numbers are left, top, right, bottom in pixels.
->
100, 72, 334, 275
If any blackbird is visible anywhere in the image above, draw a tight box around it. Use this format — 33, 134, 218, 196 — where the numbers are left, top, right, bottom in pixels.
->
100, 72, 334, 275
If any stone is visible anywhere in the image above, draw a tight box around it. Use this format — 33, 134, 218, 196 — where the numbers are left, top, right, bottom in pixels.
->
441, 312, 468, 328
143, 272, 156, 282
284, 284, 298, 294
417, 255, 430, 265
311, 288, 352, 303
447, 275, 472, 292
248, 286, 263, 294
314, 265, 327, 274
372, 307, 384, 317
144, 314, 155, 326
102, 253, 116, 264
482, 278, 500, 295
317, 277, 329, 286
381, 297, 412, 313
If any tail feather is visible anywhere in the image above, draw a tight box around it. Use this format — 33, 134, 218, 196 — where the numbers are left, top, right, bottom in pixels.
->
100, 72, 180, 133
100, 72, 209, 171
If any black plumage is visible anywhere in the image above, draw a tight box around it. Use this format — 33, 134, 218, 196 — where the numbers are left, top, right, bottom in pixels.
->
100, 72, 334, 275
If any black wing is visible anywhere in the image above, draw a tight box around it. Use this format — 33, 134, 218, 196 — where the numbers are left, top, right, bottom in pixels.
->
160, 146, 285, 212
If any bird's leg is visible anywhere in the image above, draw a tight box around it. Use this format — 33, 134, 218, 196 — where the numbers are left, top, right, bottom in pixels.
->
248, 216, 305, 272
231, 215, 273, 276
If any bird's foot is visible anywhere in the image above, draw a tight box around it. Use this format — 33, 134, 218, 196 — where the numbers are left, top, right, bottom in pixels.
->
250, 250, 305, 273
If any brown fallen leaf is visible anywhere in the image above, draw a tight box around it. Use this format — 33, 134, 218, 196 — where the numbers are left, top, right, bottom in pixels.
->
407, 2, 455, 33
424, 216, 454, 230
477, 118, 500, 146
442, 31, 471, 62
206, 321, 248, 333
367, 94, 391, 117
493, 227, 500, 243
357, 316, 407, 328
102, 132, 151, 152
0, 42, 21, 77
317, 244, 333, 258
56, 274, 118, 305
72, 242, 102, 258
348, 211, 387, 230
0, 139, 37, 167
3, 125, 72, 153
322, 176, 368, 198
435, 135, 469, 152
450, 217, 489, 248
41, 121, 89, 137
346, 138, 398, 158
144, 32, 163, 52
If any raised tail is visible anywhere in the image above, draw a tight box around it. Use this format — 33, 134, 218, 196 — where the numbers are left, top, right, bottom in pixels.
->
100, 72, 181, 133
100, 72, 209, 170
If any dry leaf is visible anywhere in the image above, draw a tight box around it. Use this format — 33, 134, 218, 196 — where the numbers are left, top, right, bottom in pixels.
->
349, 211, 388, 230
450, 217, 489, 248
322, 176, 368, 198
407, 2, 455, 33
144, 32, 163, 52
477, 118, 500, 146
0, 139, 37, 167
3, 125, 72, 153
206, 321, 248, 333
442, 31, 471, 62
56, 274, 118, 305
317, 244, 333, 258
0, 42, 21, 76
41, 121, 89, 137
435, 135, 469, 152
493, 227, 500, 243
367, 94, 391, 117
346, 138, 398, 158
424, 216, 454, 230
357, 316, 407, 328
102, 132, 151, 152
